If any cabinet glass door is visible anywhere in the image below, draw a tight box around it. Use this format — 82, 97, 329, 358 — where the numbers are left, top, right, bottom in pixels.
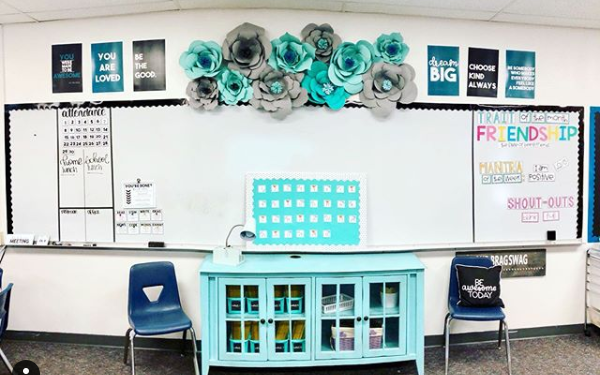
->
315, 277, 363, 360
266, 278, 312, 361
362, 275, 408, 357
218, 278, 267, 361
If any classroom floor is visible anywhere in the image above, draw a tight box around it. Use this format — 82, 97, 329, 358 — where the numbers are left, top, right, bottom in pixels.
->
3, 332, 600, 375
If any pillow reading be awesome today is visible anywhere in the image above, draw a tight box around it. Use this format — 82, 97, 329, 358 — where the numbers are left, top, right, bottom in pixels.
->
456, 264, 505, 308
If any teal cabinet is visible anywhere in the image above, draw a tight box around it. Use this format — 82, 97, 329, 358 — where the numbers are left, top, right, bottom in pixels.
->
200, 253, 425, 375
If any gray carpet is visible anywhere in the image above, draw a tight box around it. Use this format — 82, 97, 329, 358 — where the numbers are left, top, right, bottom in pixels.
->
3, 332, 600, 375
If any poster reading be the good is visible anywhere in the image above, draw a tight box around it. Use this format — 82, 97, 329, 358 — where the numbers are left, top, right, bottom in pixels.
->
467, 47, 499, 98
506, 50, 536, 99
427, 45, 459, 96
52, 43, 83, 93
133, 39, 166, 91
92, 42, 124, 93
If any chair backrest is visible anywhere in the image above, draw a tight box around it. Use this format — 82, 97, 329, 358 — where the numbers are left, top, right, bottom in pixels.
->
0, 283, 13, 339
128, 262, 183, 318
449, 256, 494, 304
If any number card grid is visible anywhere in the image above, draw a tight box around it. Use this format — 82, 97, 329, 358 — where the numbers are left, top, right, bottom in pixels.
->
246, 173, 366, 250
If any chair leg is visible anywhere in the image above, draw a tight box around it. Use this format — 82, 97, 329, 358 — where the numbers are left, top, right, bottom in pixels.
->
130, 330, 137, 375
442, 313, 450, 349
124, 328, 132, 364
189, 327, 201, 375
181, 330, 188, 357
503, 320, 512, 375
0, 348, 12, 373
498, 320, 503, 349
445, 315, 452, 375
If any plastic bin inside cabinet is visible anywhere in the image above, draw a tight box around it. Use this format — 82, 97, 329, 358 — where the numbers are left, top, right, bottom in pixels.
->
245, 286, 260, 314
288, 285, 304, 314
227, 286, 243, 314
322, 294, 354, 314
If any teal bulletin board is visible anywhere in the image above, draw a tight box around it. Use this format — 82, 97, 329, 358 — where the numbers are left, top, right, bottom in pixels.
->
246, 173, 367, 250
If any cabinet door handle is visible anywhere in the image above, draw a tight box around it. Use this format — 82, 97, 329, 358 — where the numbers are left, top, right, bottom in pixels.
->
268, 318, 274, 324
260, 319, 266, 324
356, 317, 362, 322
364, 316, 369, 321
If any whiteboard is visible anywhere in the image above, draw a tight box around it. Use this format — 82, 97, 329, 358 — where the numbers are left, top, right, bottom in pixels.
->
6, 102, 583, 250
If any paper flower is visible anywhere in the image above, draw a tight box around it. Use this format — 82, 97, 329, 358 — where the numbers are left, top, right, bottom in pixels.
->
222, 22, 272, 79
360, 62, 418, 117
186, 77, 219, 110
250, 66, 308, 119
301, 23, 341, 63
301, 61, 349, 110
374, 32, 409, 65
217, 69, 253, 105
268, 33, 315, 75
328, 40, 379, 95
179, 40, 222, 79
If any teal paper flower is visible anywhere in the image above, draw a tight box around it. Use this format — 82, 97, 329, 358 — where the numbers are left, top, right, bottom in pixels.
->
374, 32, 409, 65
269, 33, 316, 75
301, 61, 349, 110
179, 40, 222, 79
328, 40, 379, 95
217, 69, 253, 105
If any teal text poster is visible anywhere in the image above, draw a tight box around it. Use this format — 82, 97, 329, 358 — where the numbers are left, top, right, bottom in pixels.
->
506, 50, 535, 99
428, 45, 459, 96
92, 42, 124, 93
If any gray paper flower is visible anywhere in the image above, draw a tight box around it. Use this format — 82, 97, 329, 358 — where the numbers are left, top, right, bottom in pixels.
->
360, 62, 417, 117
186, 77, 219, 110
222, 22, 272, 79
301, 23, 341, 63
250, 66, 308, 119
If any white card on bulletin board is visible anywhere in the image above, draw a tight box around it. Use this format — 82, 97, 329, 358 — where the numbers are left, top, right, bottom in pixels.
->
245, 172, 367, 250
122, 180, 156, 209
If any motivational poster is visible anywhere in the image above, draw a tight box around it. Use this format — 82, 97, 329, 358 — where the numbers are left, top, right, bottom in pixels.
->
467, 48, 499, 98
506, 50, 536, 99
462, 249, 546, 278
92, 42, 124, 93
133, 39, 166, 92
427, 45, 459, 96
52, 43, 82, 93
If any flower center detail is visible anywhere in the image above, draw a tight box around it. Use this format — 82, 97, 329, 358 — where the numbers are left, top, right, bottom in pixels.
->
198, 55, 212, 69
317, 38, 329, 50
386, 43, 400, 56
229, 82, 240, 92
283, 49, 298, 64
382, 79, 393, 92
344, 57, 356, 69
270, 81, 284, 94
322, 83, 335, 95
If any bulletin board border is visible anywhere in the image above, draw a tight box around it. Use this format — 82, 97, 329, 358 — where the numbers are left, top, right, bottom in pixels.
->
3, 100, 585, 249
589, 108, 600, 242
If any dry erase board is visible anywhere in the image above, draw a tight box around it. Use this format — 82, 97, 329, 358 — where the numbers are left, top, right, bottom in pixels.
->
5, 101, 584, 251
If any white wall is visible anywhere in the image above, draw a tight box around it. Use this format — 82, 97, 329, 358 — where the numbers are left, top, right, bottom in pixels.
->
0, 9, 597, 338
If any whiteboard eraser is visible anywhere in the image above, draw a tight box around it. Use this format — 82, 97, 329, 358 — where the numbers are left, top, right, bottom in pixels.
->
547, 231, 556, 241
148, 241, 165, 248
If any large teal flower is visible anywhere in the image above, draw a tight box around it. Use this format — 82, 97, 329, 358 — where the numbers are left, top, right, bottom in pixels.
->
179, 40, 222, 79
374, 32, 409, 65
301, 61, 349, 110
217, 69, 253, 105
328, 40, 379, 95
269, 33, 316, 75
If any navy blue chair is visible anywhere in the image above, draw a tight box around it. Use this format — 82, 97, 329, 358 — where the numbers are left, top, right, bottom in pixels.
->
0, 269, 14, 374
443, 256, 512, 375
124, 262, 199, 375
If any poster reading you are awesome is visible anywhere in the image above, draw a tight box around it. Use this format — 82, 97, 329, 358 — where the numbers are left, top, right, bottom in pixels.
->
92, 42, 124, 93
467, 47, 499, 98
52, 43, 82, 93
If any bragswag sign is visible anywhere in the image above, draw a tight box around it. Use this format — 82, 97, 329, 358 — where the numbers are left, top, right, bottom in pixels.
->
456, 265, 504, 307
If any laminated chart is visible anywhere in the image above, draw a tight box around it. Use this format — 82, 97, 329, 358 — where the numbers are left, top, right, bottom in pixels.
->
246, 173, 366, 249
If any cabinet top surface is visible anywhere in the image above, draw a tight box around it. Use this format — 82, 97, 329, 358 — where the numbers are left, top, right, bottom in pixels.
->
200, 252, 424, 275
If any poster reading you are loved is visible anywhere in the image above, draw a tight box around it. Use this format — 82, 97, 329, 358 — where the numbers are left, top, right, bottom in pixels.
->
92, 42, 124, 93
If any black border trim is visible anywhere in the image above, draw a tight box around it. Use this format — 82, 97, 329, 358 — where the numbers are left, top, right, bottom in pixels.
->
4, 100, 585, 241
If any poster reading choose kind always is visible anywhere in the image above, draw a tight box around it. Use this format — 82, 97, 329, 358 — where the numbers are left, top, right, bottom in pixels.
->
473, 110, 580, 242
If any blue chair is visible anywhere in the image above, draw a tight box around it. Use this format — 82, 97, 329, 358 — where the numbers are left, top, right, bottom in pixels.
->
443, 256, 512, 375
0, 269, 14, 374
124, 262, 199, 375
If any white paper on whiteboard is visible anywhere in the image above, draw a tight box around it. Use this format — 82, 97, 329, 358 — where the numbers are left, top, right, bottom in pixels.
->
122, 181, 156, 208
